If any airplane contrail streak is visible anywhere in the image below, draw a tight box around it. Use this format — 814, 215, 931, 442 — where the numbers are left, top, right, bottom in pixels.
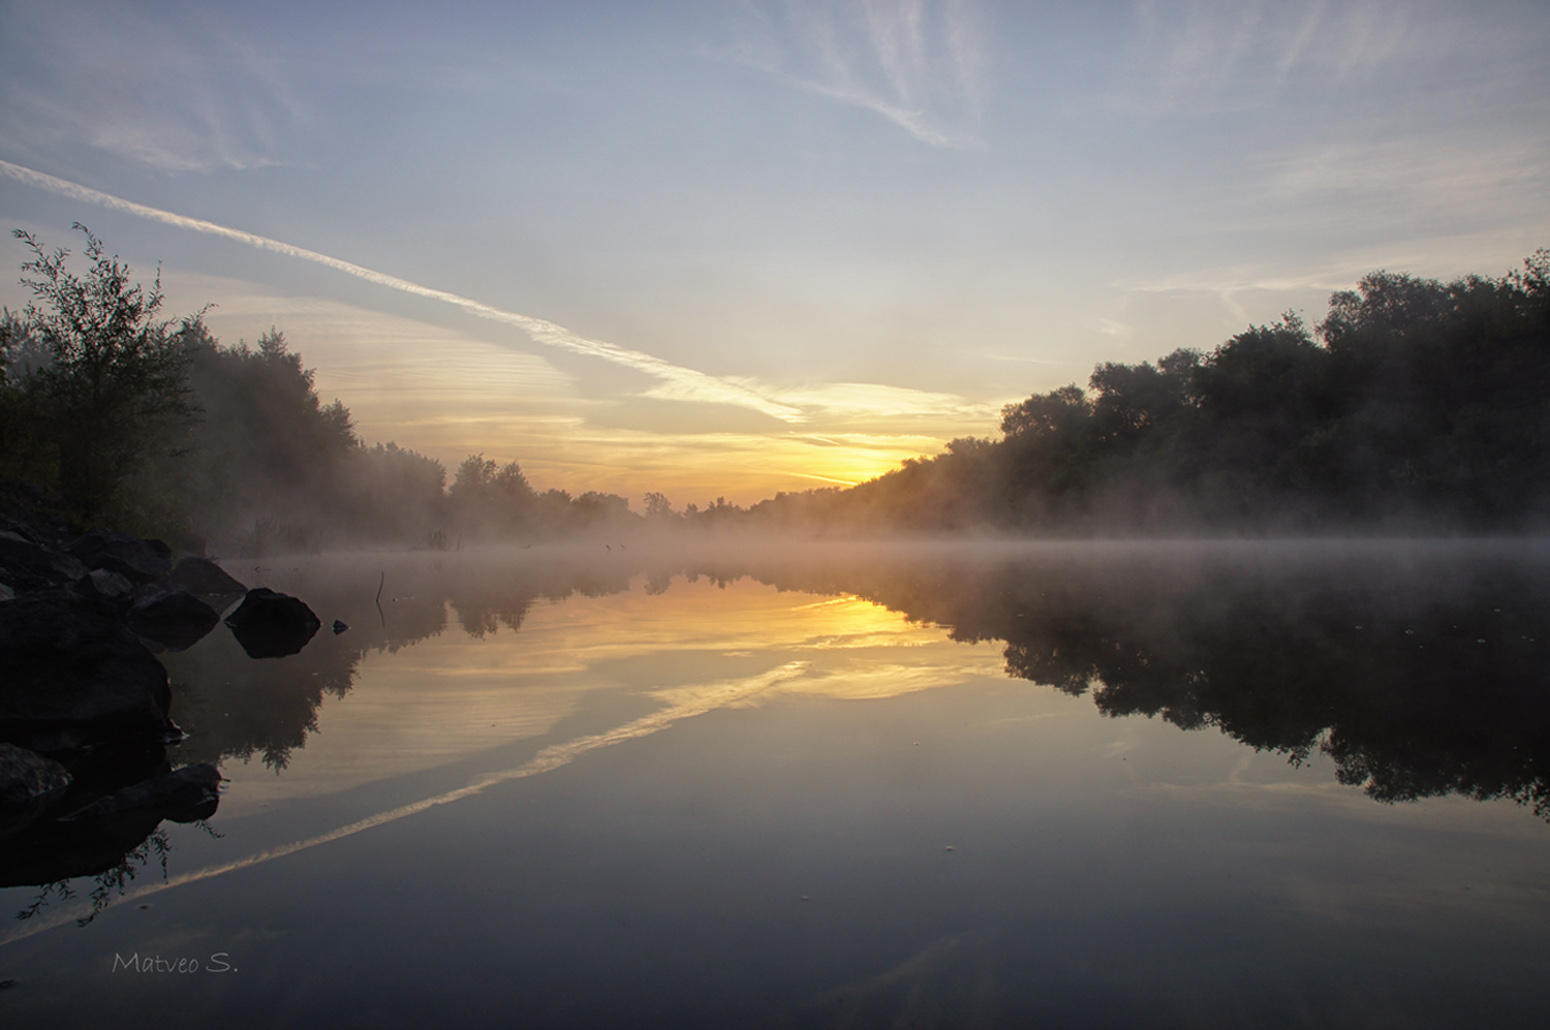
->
0, 661, 812, 944
0, 159, 804, 422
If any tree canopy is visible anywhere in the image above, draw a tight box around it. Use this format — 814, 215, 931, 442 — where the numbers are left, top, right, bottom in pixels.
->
2, 224, 195, 517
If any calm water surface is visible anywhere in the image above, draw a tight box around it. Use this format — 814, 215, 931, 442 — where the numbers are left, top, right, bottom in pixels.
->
3, 541, 1548, 1028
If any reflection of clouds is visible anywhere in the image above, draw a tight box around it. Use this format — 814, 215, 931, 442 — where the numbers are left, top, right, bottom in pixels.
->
802, 632, 932, 650
1, 658, 818, 943
768, 660, 991, 701
222, 578, 995, 807
33, 576, 1009, 934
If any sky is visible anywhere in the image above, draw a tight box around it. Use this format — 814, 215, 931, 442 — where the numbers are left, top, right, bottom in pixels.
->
1, 0, 1547, 507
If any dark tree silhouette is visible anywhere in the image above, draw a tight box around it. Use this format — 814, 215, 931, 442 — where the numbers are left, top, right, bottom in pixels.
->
7, 224, 196, 517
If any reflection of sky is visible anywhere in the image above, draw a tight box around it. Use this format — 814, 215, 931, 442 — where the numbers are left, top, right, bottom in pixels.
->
218, 575, 1008, 806
4, 570, 1548, 1023
2, 1, 1547, 503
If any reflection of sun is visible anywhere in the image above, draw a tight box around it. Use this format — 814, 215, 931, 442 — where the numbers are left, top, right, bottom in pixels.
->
220, 574, 1003, 807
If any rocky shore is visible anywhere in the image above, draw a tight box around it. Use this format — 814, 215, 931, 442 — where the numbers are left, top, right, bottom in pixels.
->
0, 484, 320, 889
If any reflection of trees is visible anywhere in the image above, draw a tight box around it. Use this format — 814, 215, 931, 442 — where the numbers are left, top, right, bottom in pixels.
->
16, 829, 169, 927
157, 545, 1550, 822
4, 552, 643, 920
165, 620, 371, 771
716, 545, 1550, 819
162, 553, 635, 770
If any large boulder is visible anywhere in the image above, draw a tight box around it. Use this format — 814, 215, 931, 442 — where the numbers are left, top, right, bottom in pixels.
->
0, 743, 71, 840
0, 809, 164, 888
59, 763, 221, 824
71, 568, 136, 610
0, 591, 177, 751
225, 587, 321, 658
0, 746, 186, 887
168, 556, 246, 597
67, 529, 173, 584
0, 530, 89, 593
126, 588, 220, 651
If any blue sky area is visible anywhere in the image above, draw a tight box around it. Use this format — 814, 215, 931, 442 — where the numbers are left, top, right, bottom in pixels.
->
2, 0, 1546, 503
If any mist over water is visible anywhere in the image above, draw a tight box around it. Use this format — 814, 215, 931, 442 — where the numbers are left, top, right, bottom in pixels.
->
3, 538, 1546, 1028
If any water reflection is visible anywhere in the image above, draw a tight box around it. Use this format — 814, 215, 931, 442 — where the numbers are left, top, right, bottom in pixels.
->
164, 541, 1550, 822
165, 552, 1002, 807
4, 543, 1549, 1028
695, 541, 1550, 819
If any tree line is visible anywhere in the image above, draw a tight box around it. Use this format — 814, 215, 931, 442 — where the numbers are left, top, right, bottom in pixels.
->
4, 224, 1546, 547
0, 224, 637, 552
729, 250, 1550, 534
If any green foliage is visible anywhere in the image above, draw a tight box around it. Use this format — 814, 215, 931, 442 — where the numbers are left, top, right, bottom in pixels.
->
448, 453, 539, 536
170, 323, 363, 546
754, 250, 1550, 535
6, 225, 195, 517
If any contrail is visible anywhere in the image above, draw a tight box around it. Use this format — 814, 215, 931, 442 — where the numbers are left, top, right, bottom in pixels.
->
0, 159, 804, 422
0, 661, 812, 944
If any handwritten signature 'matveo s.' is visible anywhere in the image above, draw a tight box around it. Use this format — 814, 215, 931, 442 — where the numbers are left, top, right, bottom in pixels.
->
111, 953, 235, 974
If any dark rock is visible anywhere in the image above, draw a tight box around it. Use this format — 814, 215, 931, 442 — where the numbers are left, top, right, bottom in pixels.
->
67, 529, 173, 584
71, 568, 136, 609
0, 479, 75, 548
0, 530, 89, 593
126, 588, 220, 651
332, 619, 348, 634
225, 587, 321, 658
0, 591, 177, 750
168, 556, 246, 597
0, 808, 165, 888
59, 763, 221, 824
0, 743, 71, 840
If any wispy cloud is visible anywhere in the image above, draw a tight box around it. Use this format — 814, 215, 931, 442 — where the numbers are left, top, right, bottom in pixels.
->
0, 159, 806, 422
767, 380, 1000, 423
1262, 139, 1550, 215
0, 1, 303, 172
1117, 0, 1437, 113
725, 0, 987, 148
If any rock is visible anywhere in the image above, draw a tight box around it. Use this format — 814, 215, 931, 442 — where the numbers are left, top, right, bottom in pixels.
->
225, 587, 321, 658
126, 588, 220, 651
0, 530, 90, 593
0, 582, 12, 602
0, 591, 177, 751
0, 808, 165, 888
71, 568, 136, 608
0, 743, 71, 840
59, 763, 221, 824
67, 529, 173, 584
168, 556, 246, 597
332, 619, 348, 634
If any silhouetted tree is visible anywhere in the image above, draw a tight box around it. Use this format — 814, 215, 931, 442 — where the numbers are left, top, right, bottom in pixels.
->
7, 225, 196, 517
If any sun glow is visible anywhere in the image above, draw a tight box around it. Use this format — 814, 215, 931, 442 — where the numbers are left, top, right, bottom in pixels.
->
212, 571, 1003, 809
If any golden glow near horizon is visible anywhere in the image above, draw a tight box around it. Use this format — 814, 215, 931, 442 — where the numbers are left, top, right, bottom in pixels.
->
215, 574, 1008, 810
4, 2, 1544, 505
183, 273, 1002, 504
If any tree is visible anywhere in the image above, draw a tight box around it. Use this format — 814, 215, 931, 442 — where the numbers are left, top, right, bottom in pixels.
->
9, 224, 195, 516
449, 453, 540, 535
